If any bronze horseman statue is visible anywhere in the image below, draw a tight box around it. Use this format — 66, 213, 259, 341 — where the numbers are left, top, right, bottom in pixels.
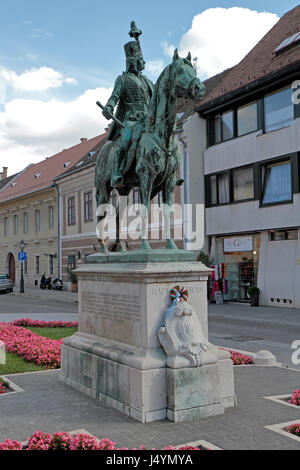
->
95, 21, 205, 251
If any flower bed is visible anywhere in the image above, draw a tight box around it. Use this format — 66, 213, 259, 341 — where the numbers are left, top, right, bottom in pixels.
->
0, 380, 9, 394
0, 323, 62, 369
288, 389, 300, 406
219, 348, 254, 365
0, 431, 203, 450
286, 423, 300, 437
12, 319, 78, 328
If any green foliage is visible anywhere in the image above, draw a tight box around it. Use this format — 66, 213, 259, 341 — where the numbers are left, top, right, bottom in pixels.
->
248, 286, 260, 296
197, 251, 212, 267
69, 271, 77, 284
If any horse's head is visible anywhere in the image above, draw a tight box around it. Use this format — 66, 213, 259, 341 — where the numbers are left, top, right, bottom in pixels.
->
170, 49, 205, 101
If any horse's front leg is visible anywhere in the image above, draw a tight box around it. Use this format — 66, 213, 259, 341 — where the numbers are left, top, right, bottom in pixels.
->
163, 176, 178, 250
138, 168, 153, 251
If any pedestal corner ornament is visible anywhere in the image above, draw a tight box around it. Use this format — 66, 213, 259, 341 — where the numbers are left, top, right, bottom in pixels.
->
158, 286, 217, 368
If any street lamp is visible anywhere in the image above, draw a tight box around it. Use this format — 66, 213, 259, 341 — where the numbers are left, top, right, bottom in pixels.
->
19, 239, 25, 293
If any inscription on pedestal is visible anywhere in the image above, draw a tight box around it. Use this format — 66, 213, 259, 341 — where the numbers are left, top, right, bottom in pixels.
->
82, 291, 141, 323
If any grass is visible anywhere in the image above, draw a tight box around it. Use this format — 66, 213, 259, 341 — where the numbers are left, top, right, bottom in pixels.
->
0, 326, 77, 375
25, 326, 78, 340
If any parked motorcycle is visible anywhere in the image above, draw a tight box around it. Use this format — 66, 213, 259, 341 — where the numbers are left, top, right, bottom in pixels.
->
40, 273, 52, 290
52, 277, 63, 290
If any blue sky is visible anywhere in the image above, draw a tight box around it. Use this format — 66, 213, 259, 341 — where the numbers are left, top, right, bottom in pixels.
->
0, 1, 299, 175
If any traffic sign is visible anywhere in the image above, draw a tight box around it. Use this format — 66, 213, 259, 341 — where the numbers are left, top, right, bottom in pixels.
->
18, 252, 27, 261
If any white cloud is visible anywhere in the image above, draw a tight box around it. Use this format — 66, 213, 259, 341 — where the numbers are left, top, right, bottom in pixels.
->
145, 59, 164, 80
0, 86, 113, 175
0, 66, 77, 92
163, 7, 279, 79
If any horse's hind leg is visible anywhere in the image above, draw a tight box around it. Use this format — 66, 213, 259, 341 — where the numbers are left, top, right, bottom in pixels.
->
162, 177, 178, 250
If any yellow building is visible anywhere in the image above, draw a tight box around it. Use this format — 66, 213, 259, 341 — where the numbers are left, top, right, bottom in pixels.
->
0, 134, 106, 288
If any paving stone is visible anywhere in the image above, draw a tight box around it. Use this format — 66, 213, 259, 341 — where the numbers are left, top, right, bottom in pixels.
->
1, 365, 300, 449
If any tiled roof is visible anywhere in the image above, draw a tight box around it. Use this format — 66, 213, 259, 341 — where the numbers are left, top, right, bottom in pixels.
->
0, 173, 19, 192
198, 5, 300, 110
55, 129, 109, 180
0, 133, 107, 203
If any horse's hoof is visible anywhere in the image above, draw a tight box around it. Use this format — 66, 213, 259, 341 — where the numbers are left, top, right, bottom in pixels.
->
140, 240, 152, 250
166, 239, 178, 250
117, 242, 127, 252
98, 241, 109, 253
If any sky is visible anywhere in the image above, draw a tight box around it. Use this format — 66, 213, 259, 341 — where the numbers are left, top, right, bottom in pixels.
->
0, 0, 299, 176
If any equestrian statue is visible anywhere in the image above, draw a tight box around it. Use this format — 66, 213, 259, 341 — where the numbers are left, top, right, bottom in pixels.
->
94, 21, 205, 251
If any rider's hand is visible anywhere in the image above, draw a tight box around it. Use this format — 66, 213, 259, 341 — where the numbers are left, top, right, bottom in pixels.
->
102, 105, 113, 120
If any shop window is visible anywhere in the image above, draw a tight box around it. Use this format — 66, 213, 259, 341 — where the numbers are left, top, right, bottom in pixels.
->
261, 160, 292, 205
233, 167, 254, 201
264, 87, 294, 133
237, 102, 258, 136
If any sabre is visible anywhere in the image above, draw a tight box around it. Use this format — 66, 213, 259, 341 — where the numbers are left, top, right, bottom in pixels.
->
96, 101, 125, 128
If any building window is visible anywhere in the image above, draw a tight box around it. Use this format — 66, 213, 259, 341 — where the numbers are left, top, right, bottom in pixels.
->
4, 217, 8, 236
132, 187, 140, 206
108, 190, 119, 216
264, 87, 294, 133
35, 255, 40, 274
210, 175, 217, 205
214, 115, 221, 143
13, 215, 18, 235
83, 192, 93, 222
35, 210, 40, 233
218, 172, 230, 203
222, 111, 234, 141
261, 160, 292, 205
4, 217, 8, 237
237, 102, 258, 136
270, 229, 298, 241
49, 254, 54, 275
67, 197, 76, 225
24, 259, 28, 274
23, 213, 28, 234
49, 206, 54, 229
233, 167, 254, 201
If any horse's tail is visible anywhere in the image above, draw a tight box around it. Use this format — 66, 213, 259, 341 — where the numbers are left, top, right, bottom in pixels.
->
94, 140, 113, 206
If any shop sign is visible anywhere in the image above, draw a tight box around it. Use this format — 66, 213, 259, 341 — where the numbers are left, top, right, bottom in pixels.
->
224, 236, 253, 252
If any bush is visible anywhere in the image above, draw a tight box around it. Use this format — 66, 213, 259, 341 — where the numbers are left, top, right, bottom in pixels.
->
248, 286, 260, 296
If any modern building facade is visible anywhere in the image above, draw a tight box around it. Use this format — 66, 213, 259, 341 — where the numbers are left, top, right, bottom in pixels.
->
183, 5, 300, 307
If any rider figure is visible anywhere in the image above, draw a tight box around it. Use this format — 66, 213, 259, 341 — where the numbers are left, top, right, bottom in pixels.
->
101, 22, 154, 188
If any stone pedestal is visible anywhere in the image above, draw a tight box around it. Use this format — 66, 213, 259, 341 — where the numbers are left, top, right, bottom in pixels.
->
60, 257, 235, 422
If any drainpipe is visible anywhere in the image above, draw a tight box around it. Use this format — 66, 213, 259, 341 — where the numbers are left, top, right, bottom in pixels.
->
178, 129, 189, 250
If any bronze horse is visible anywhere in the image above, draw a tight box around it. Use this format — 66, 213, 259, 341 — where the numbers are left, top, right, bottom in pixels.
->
94, 50, 205, 251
